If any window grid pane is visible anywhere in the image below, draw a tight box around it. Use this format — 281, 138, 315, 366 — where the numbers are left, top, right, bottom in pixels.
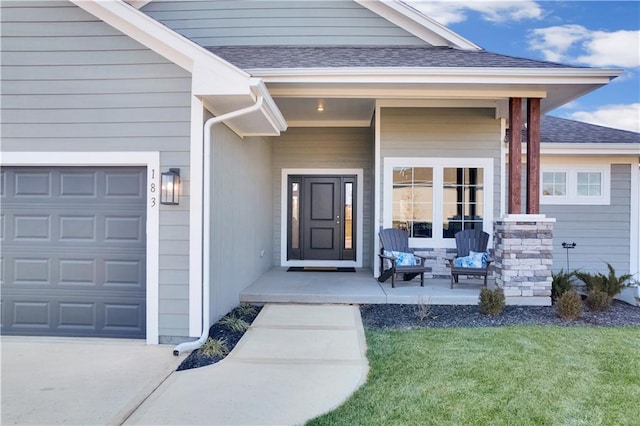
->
577, 172, 601, 196
392, 167, 433, 238
542, 172, 567, 196
443, 167, 483, 238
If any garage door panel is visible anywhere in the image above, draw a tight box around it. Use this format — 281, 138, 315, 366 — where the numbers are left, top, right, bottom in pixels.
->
12, 301, 50, 328
60, 215, 96, 241
1, 166, 147, 338
104, 259, 144, 288
60, 172, 97, 197
105, 171, 145, 198
105, 215, 144, 242
13, 171, 52, 197
14, 214, 51, 240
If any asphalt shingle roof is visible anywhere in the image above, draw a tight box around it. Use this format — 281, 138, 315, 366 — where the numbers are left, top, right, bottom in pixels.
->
207, 46, 581, 69
531, 115, 639, 144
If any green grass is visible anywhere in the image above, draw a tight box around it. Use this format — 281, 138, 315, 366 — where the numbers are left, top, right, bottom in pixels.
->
308, 326, 640, 426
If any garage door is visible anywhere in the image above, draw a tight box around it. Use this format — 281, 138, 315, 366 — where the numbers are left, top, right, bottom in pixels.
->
1, 167, 147, 338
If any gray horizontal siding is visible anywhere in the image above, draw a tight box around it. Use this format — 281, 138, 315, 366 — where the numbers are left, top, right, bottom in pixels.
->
209, 125, 274, 322
271, 127, 374, 267
142, 0, 427, 46
542, 164, 632, 275
380, 107, 502, 228
1, 1, 193, 340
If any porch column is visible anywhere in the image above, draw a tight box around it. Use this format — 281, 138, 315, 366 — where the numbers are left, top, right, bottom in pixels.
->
493, 215, 554, 306
526, 98, 541, 214
508, 97, 522, 214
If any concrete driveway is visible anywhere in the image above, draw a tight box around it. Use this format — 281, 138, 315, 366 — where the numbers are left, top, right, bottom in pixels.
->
1, 337, 184, 425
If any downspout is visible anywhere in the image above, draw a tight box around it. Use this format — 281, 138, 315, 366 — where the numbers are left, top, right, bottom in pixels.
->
173, 93, 264, 356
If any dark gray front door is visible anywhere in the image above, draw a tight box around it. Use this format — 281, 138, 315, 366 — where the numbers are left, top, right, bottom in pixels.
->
0, 167, 147, 338
287, 175, 356, 261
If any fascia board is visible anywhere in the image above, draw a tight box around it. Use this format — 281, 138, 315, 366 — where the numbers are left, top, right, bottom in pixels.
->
250, 67, 621, 84
251, 79, 288, 132
70, 0, 250, 80
540, 143, 640, 156
355, 0, 480, 50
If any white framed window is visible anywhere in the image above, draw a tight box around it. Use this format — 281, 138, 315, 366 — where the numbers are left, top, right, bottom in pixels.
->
384, 157, 494, 248
541, 165, 609, 205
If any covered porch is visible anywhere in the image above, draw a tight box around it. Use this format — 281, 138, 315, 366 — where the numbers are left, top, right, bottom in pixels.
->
240, 268, 486, 305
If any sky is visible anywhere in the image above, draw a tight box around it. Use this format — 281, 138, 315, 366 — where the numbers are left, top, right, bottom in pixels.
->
411, 0, 640, 132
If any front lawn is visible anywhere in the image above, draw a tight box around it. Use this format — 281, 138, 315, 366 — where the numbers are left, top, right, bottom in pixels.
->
309, 326, 640, 425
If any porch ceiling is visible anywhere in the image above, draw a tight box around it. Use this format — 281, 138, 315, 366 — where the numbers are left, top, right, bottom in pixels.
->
265, 76, 617, 127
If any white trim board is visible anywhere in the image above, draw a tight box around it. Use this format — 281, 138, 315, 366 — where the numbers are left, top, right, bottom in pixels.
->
280, 168, 364, 268
1, 151, 161, 344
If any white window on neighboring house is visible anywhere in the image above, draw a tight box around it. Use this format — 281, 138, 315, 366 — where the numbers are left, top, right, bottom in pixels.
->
385, 158, 494, 248
541, 165, 609, 205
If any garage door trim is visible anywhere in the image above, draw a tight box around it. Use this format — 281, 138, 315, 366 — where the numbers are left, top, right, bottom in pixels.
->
1, 152, 160, 344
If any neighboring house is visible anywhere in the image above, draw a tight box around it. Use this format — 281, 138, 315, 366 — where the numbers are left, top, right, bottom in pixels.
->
1, 0, 638, 344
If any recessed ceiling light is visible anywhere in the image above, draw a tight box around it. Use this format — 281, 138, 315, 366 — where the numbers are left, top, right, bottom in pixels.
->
317, 105, 324, 112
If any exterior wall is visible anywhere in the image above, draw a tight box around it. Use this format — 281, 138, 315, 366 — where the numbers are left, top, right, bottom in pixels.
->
271, 127, 374, 268
209, 124, 274, 322
1, 1, 193, 341
379, 107, 502, 275
541, 163, 632, 275
141, 0, 427, 46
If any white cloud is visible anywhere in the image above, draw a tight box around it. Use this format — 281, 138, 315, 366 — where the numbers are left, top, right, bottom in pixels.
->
410, 1, 542, 26
529, 25, 640, 67
569, 104, 640, 133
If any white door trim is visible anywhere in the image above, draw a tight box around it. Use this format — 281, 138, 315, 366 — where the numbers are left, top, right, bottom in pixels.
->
1, 152, 161, 344
280, 168, 364, 267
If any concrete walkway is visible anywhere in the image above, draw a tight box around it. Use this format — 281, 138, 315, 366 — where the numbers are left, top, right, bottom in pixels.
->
1, 337, 185, 425
125, 304, 369, 425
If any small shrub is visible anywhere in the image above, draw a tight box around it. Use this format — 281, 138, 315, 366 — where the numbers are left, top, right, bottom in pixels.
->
552, 269, 575, 301
220, 315, 250, 333
575, 263, 632, 298
415, 296, 432, 321
556, 290, 583, 320
236, 303, 258, 316
478, 287, 505, 316
586, 290, 612, 311
200, 337, 229, 358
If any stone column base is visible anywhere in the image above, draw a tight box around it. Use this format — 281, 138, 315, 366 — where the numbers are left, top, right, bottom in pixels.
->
493, 214, 555, 306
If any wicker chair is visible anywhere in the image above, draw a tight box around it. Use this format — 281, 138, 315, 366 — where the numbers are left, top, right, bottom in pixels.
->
378, 228, 430, 288
448, 229, 493, 288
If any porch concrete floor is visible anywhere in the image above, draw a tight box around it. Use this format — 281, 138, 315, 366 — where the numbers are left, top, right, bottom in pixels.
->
241, 268, 488, 305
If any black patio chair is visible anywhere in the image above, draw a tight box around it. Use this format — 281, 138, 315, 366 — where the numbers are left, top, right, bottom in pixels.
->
378, 228, 430, 288
448, 229, 493, 288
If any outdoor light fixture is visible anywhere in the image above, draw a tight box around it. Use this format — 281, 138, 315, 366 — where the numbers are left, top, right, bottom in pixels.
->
561, 241, 576, 270
160, 168, 180, 205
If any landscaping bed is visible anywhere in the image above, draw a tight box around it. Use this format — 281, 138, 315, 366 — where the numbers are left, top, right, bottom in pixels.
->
360, 299, 640, 329
177, 305, 262, 371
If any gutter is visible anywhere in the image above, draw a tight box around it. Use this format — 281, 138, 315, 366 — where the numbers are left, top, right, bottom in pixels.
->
173, 93, 265, 356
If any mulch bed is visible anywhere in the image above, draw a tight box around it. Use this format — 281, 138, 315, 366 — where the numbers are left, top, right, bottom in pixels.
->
360, 299, 640, 329
177, 305, 262, 371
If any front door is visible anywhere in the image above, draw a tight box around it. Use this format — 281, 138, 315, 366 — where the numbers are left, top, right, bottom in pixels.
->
287, 175, 356, 261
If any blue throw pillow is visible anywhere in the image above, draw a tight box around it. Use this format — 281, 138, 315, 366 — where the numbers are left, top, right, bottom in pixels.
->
454, 251, 489, 268
384, 250, 417, 266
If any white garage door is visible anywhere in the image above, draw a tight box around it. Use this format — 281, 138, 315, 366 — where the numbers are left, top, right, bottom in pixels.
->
1, 167, 147, 338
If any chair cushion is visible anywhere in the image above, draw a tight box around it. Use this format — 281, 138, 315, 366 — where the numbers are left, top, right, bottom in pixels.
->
384, 250, 417, 266
454, 251, 489, 268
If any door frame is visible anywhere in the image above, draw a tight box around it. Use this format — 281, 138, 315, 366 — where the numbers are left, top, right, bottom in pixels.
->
281, 168, 363, 268
1, 152, 160, 344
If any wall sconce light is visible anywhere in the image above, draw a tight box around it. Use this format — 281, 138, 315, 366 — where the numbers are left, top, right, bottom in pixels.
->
160, 168, 180, 205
